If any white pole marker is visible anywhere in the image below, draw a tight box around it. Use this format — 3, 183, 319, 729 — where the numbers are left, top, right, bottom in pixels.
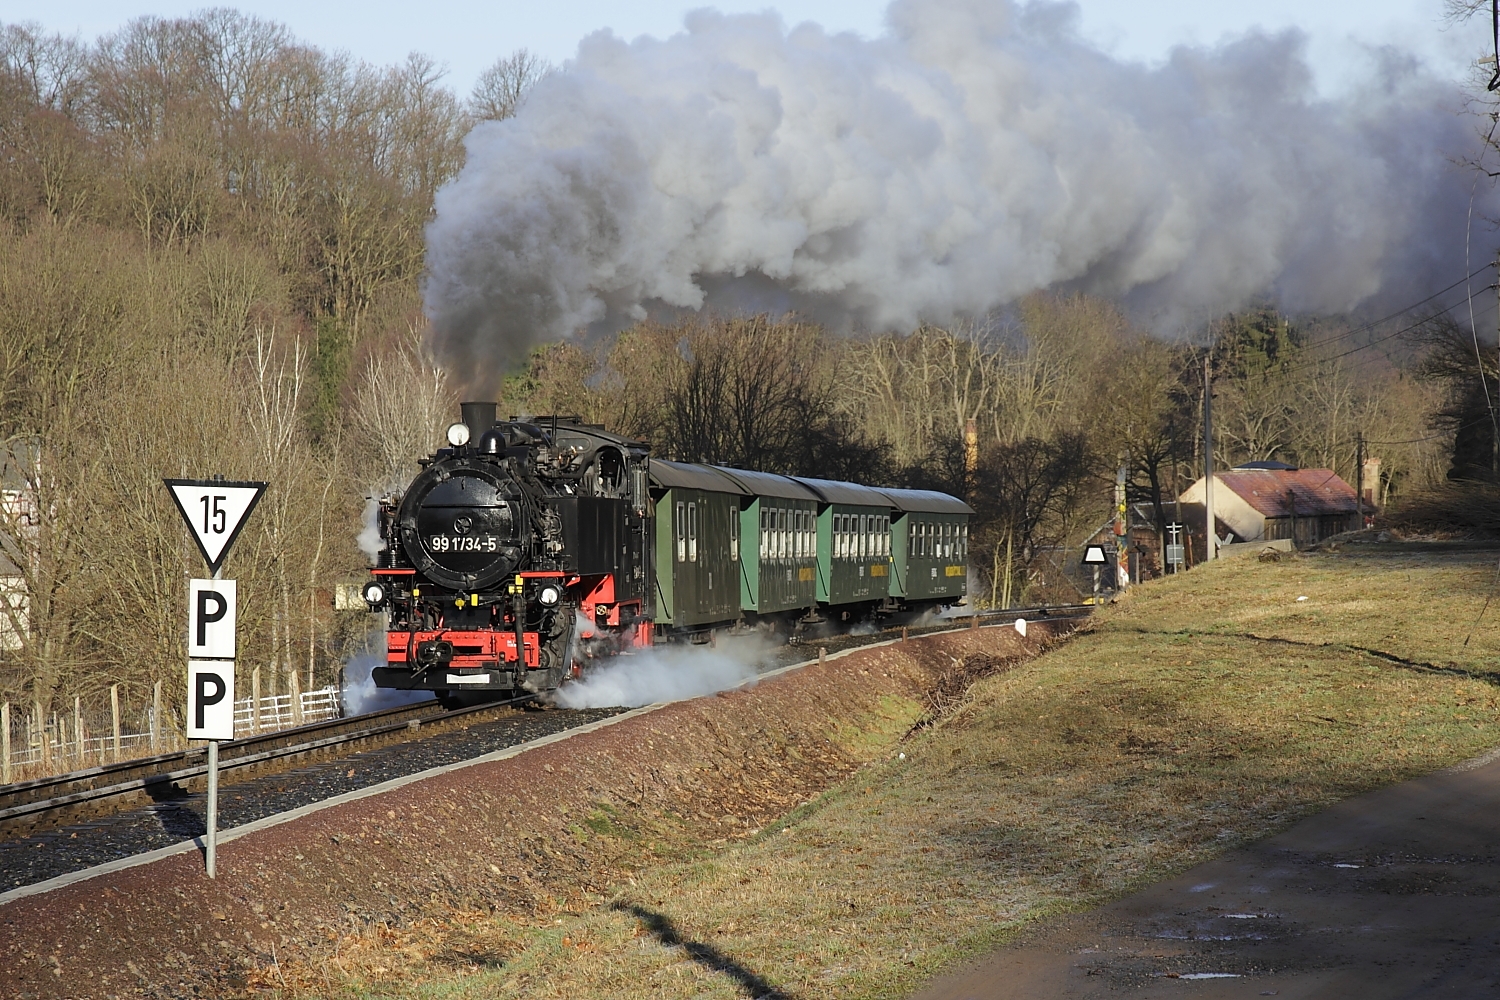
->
187, 660, 235, 741
188, 579, 237, 659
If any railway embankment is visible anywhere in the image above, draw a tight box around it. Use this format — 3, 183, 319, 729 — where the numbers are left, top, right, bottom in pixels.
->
0, 623, 1059, 999
222, 544, 1500, 1000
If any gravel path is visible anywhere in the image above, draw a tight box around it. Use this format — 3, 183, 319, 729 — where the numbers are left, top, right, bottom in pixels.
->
0, 706, 624, 896
911, 747, 1500, 999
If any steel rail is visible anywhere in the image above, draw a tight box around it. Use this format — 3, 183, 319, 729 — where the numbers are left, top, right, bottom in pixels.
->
0, 696, 530, 838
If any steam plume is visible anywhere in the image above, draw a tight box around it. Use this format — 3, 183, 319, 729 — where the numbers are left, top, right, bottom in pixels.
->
555, 633, 775, 707
424, 0, 1493, 382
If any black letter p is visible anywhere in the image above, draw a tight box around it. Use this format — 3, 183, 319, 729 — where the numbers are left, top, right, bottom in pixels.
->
196, 590, 227, 647
196, 672, 226, 730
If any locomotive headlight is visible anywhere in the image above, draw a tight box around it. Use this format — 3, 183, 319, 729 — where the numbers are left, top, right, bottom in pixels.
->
361, 580, 387, 607
538, 585, 561, 606
446, 421, 471, 447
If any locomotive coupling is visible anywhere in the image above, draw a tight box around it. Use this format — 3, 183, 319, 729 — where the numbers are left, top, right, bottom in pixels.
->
415, 640, 455, 667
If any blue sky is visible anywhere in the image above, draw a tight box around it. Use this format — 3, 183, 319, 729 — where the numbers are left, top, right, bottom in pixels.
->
6, 0, 1484, 96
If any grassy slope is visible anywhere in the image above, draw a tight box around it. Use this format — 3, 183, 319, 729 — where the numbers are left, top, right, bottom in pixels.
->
326, 548, 1500, 999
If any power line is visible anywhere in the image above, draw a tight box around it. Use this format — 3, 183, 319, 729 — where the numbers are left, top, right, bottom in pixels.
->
1264, 295, 1497, 379
1287, 265, 1494, 355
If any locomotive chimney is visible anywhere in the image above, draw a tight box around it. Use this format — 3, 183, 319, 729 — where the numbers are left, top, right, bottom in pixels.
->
460, 400, 498, 437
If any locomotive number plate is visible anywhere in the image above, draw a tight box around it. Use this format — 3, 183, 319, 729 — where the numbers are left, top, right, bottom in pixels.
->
428, 534, 502, 553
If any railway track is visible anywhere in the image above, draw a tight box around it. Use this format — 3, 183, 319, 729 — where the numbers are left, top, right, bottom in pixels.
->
0, 696, 529, 840
0, 603, 1090, 849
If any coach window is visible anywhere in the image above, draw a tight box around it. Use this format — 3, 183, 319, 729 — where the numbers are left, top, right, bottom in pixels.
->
881, 516, 889, 556
688, 502, 698, 562
760, 508, 768, 559
675, 502, 686, 562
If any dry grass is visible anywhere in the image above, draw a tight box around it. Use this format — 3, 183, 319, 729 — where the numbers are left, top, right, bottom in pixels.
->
1380, 480, 1500, 538
292, 547, 1500, 1000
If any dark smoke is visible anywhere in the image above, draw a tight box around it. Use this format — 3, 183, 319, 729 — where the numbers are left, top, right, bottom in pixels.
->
423, 0, 1497, 385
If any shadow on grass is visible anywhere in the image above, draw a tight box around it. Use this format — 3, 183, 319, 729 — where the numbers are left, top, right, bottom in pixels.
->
611, 901, 791, 1000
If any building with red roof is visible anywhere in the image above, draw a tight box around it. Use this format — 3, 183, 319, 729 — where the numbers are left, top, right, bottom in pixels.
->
1178, 466, 1359, 549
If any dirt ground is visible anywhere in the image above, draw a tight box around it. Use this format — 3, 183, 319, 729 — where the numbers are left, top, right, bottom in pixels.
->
0, 626, 1051, 999
8, 546, 1499, 1000
913, 744, 1500, 998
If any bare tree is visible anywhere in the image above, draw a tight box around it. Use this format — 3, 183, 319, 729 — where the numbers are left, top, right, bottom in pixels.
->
468, 49, 550, 122
351, 325, 453, 490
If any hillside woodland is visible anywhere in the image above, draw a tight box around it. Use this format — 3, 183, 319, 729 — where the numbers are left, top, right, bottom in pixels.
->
0, 12, 1475, 731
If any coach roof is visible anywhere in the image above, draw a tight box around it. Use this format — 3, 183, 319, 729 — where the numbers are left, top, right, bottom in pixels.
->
791, 477, 897, 507
648, 460, 747, 494
711, 467, 821, 501
881, 488, 974, 515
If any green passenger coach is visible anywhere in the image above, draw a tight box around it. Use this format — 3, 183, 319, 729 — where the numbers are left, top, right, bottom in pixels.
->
649, 460, 745, 632
714, 467, 820, 620
885, 488, 971, 603
797, 478, 894, 610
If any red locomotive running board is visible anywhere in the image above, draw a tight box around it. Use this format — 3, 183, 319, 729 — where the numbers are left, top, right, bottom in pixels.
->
388, 630, 541, 668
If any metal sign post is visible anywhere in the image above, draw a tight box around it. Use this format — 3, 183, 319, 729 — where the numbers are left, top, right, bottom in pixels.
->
166, 476, 266, 878
1083, 545, 1108, 604
1165, 522, 1185, 572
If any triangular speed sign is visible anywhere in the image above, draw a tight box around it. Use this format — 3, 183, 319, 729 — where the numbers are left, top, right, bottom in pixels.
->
164, 479, 268, 573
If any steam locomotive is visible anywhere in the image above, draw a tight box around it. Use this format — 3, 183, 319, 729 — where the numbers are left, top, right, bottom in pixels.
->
361, 403, 971, 706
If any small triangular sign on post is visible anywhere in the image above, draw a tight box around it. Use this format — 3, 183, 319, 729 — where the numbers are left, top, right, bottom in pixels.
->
1082, 544, 1109, 565
164, 478, 268, 573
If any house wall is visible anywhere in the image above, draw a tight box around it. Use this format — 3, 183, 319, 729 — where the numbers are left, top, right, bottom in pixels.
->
1178, 475, 1268, 543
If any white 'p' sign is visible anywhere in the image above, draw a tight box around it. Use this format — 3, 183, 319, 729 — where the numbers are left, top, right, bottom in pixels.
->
188, 579, 236, 659
187, 660, 235, 741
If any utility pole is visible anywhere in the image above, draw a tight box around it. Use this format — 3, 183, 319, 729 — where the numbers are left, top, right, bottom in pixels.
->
1203, 353, 1216, 561
1355, 432, 1365, 529
1115, 455, 1129, 591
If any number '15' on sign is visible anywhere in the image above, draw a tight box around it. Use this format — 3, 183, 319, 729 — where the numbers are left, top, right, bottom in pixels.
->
163, 479, 268, 573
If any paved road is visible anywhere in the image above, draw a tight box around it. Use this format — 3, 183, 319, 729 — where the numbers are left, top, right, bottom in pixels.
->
913, 748, 1500, 999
